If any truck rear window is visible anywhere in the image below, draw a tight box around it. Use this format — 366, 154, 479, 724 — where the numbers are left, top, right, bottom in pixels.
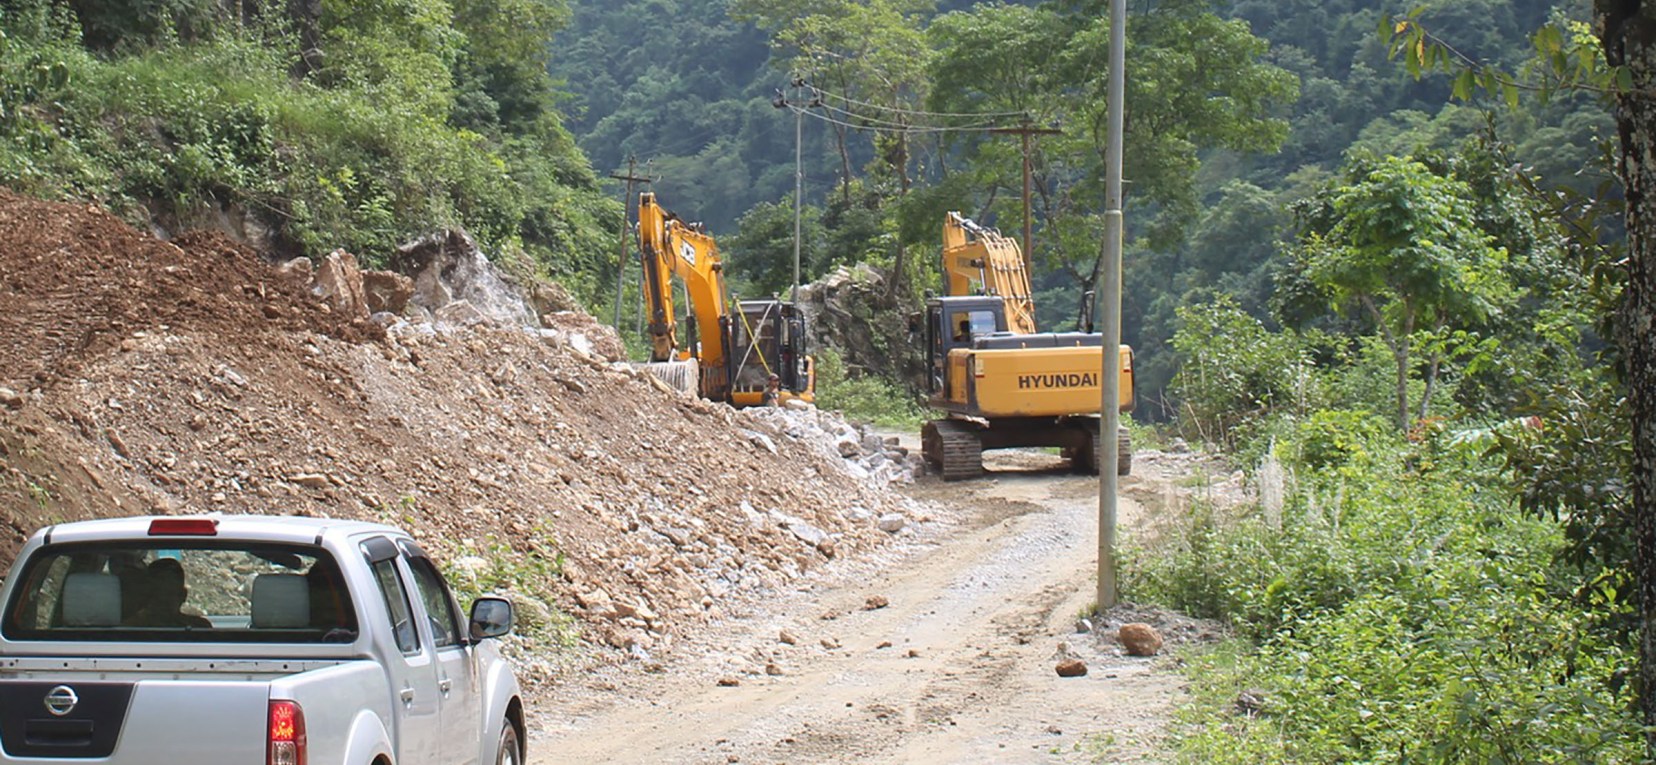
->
2, 543, 358, 643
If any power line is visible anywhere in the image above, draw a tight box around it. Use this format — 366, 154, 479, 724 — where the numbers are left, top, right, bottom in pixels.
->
816, 101, 1002, 132
789, 103, 1007, 135
815, 87, 1030, 120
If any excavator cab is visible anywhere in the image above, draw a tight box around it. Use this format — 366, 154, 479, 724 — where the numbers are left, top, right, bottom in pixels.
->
730, 299, 815, 406
924, 295, 1008, 398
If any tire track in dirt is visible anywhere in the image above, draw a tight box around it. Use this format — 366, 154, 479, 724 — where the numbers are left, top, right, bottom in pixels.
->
530, 449, 1184, 764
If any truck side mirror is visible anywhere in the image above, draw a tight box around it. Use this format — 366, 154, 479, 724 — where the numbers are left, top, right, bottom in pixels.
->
468, 597, 514, 641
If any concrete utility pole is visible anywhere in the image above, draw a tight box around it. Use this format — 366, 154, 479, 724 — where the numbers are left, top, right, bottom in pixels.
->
1096, 0, 1127, 613
990, 121, 1061, 274
610, 157, 651, 330
793, 99, 803, 302
773, 79, 819, 303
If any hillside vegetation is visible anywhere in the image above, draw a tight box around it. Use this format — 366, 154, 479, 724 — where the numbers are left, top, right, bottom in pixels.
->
0, 0, 618, 305
551, 0, 1608, 410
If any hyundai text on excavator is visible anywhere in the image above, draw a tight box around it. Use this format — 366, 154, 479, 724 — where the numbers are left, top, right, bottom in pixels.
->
920, 212, 1133, 480
636, 191, 814, 406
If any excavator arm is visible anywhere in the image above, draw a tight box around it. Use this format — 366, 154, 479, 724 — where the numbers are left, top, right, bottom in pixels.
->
637, 192, 734, 396
638, 192, 680, 363
942, 212, 1038, 336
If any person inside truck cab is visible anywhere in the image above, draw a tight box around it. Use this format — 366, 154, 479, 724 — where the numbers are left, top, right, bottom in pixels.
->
131, 558, 212, 628
955, 318, 972, 342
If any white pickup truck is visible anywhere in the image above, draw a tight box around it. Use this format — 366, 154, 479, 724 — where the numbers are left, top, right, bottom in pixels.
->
0, 515, 525, 765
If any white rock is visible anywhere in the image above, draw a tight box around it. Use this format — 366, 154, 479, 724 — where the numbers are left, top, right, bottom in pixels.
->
568, 332, 595, 356
877, 514, 907, 533
787, 522, 828, 548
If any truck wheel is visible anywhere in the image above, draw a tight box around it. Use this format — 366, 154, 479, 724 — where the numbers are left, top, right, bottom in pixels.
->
495, 720, 521, 765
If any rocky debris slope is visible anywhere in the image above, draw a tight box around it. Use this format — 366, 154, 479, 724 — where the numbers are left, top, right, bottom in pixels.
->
740, 405, 922, 487
0, 191, 923, 678
796, 264, 925, 389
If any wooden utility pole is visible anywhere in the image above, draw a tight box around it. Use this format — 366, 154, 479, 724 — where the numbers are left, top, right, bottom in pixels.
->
609, 157, 651, 330
991, 122, 1061, 274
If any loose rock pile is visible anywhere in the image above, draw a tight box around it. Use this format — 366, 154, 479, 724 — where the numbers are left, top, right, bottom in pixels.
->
0, 191, 925, 679
738, 405, 923, 488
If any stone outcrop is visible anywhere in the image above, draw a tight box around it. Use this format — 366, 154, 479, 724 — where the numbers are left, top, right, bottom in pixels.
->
391, 229, 537, 327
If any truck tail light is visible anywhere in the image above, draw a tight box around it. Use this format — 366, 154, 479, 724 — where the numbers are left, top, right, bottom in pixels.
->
268, 700, 306, 765
148, 518, 219, 536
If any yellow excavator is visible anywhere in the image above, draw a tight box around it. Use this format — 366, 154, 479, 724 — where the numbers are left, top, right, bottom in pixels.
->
920, 212, 1133, 480
637, 192, 814, 406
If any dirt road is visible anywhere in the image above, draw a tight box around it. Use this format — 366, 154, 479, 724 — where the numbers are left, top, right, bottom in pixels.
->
529, 448, 1183, 764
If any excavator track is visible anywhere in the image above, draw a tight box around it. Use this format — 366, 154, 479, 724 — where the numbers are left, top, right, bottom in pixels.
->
1073, 425, 1133, 476
922, 420, 983, 481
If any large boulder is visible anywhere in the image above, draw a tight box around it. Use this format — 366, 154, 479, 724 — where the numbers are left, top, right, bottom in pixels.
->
391, 229, 536, 327
1118, 622, 1164, 656
311, 249, 369, 320
362, 270, 415, 315
796, 264, 926, 391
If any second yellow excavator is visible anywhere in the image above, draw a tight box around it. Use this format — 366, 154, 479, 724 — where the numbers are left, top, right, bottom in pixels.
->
637, 192, 814, 406
920, 212, 1134, 479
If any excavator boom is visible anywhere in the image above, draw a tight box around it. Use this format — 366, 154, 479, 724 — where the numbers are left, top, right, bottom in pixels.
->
639, 192, 729, 371
942, 212, 1037, 336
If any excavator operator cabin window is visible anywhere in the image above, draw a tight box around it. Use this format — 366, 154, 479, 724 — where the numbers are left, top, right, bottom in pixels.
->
953, 310, 998, 341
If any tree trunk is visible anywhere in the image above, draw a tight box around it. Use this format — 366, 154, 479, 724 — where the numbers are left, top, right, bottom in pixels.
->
833, 121, 853, 205
1418, 350, 1442, 423
1393, 334, 1411, 431
1418, 315, 1449, 423
287, 0, 322, 78
1596, 1, 1656, 754
1359, 294, 1413, 430
885, 129, 911, 299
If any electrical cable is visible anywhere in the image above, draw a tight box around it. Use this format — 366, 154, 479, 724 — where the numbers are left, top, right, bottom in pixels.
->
788, 103, 1007, 135
814, 87, 1030, 120
816, 101, 1002, 132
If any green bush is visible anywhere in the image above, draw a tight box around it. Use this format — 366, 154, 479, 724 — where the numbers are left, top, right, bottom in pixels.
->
0, 6, 621, 310
1283, 408, 1394, 471
1125, 421, 1643, 762
813, 347, 924, 428
1171, 295, 1323, 449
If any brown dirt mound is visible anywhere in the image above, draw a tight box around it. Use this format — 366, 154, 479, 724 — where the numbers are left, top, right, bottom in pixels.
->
0, 191, 915, 680
0, 191, 376, 391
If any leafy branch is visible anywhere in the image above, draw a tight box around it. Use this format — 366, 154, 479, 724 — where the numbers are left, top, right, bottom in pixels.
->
1385, 13, 1629, 108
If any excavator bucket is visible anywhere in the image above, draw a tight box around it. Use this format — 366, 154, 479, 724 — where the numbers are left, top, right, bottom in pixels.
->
635, 358, 700, 396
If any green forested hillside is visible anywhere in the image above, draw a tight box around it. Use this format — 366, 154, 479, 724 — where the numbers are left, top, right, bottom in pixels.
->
551, 0, 1611, 418
0, 0, 619, 304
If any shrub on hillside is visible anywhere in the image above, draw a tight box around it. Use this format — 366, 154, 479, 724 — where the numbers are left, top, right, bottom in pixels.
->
0, 3, 619, 309
1125, 422, 1642, 762
1171, 296, 1322, 449
813, 347, 923, 428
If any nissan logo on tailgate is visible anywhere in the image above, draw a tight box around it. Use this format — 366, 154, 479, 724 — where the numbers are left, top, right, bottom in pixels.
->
44, 685, 77, 716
